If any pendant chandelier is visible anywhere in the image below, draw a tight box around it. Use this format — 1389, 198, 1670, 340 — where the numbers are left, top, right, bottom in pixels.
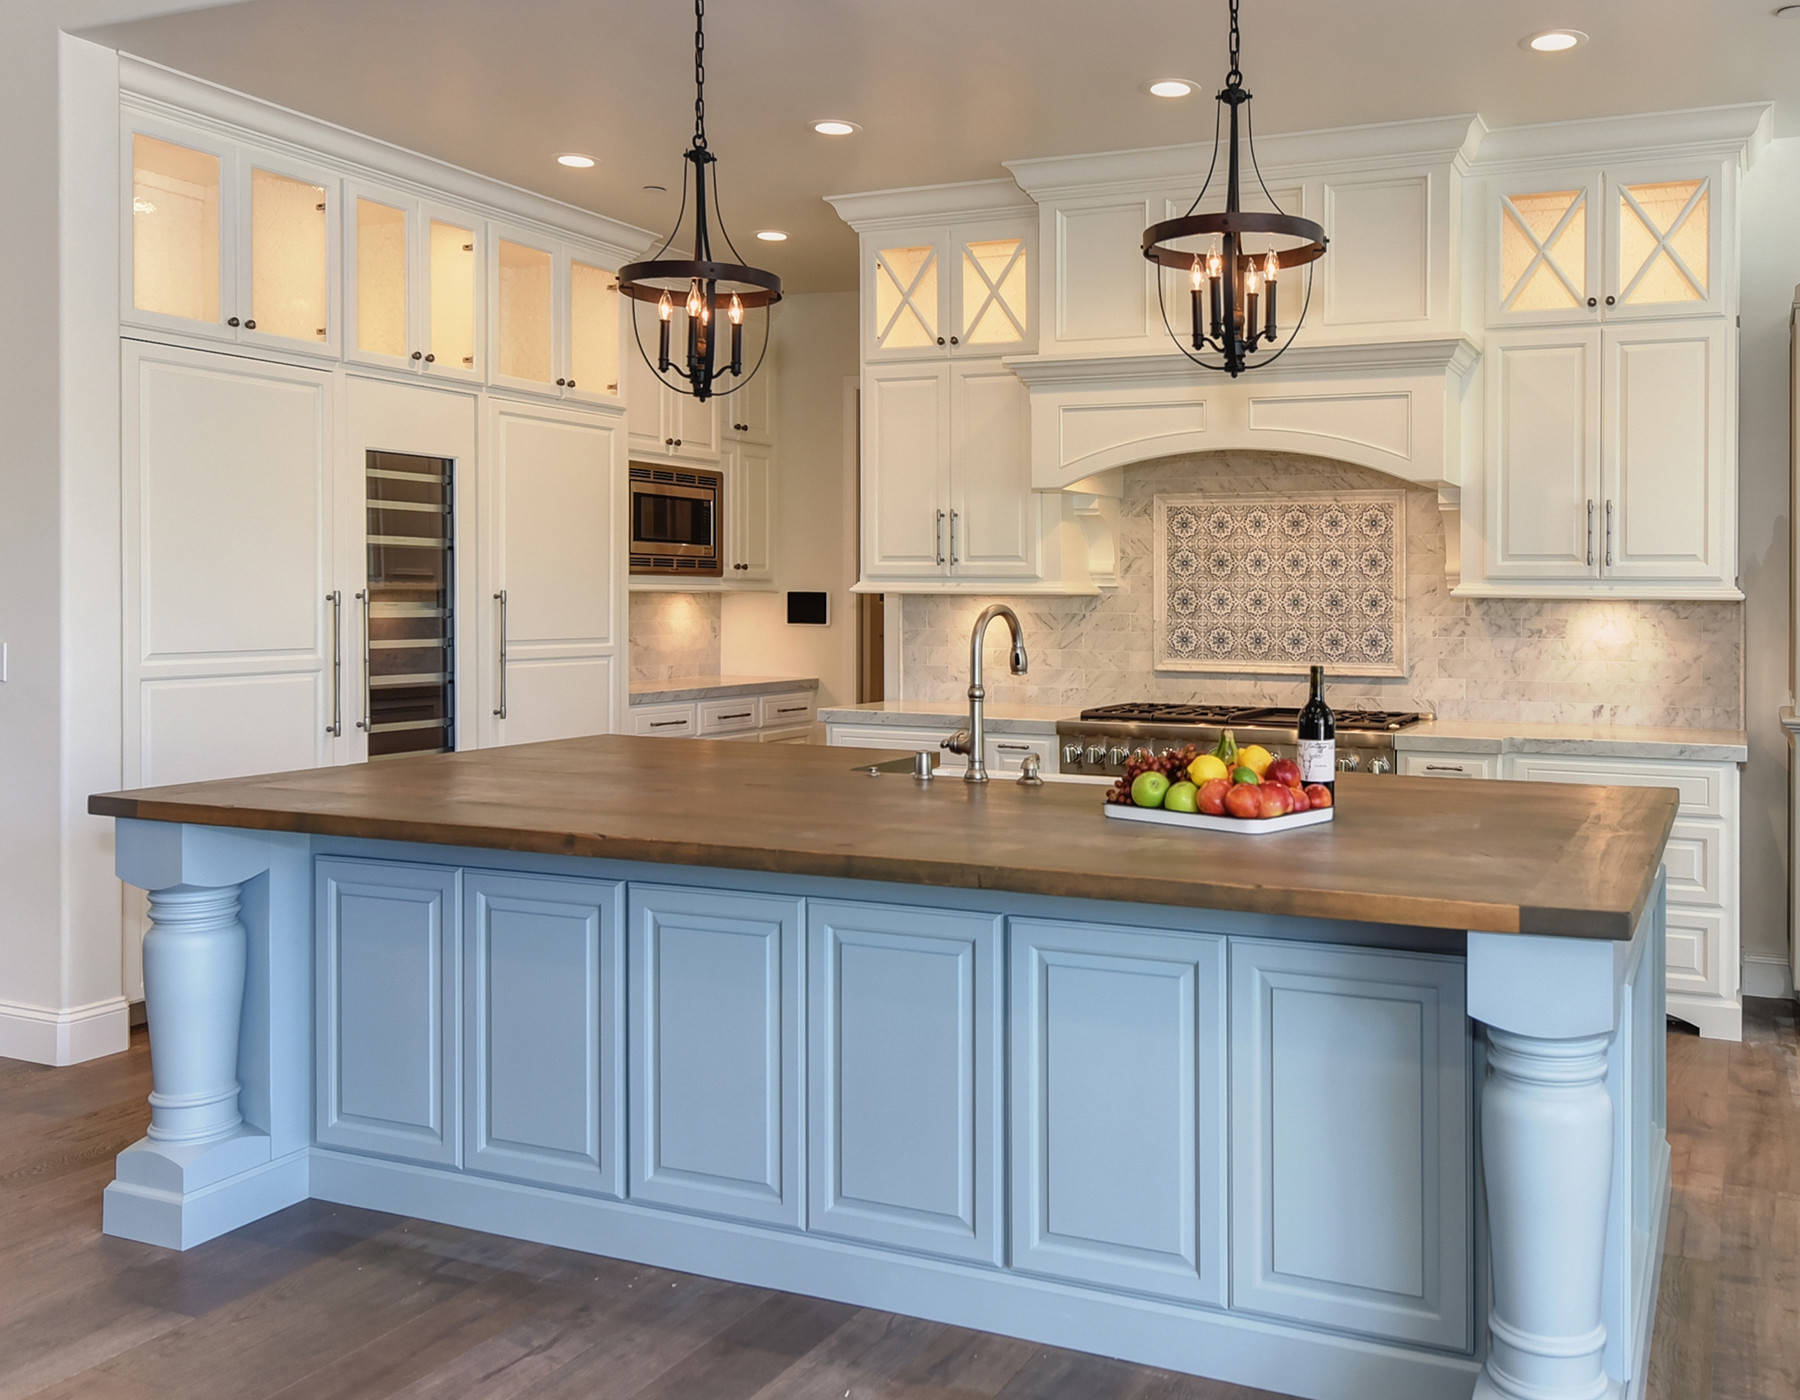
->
1141, 0, 1326, 377
619, 0, 780, 403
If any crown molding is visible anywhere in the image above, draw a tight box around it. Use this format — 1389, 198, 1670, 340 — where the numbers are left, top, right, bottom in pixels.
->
1005, 336, 1481, 389
1469, 102, 1773, 175
118, 54, 658, 264
824, 177, 1035, 231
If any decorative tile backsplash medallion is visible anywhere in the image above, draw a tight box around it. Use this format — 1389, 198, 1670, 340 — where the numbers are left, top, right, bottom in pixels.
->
1153, 491, 1406, 676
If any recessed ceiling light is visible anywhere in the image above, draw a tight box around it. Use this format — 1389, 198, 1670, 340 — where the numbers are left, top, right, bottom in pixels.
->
1522, 28, 1588, 52
1144, 78, 1197, 98
555, 152, 596, 168
811, 118, 861, 137
754, 229, 789, 242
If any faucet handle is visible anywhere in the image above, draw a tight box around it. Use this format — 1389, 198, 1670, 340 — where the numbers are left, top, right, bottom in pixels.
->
940, 729, 974, 757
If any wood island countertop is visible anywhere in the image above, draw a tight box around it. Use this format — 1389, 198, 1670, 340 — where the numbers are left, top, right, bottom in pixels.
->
90, 734, 1678, 939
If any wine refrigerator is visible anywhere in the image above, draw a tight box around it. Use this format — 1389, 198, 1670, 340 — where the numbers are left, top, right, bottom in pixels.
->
361, 449, 455, 759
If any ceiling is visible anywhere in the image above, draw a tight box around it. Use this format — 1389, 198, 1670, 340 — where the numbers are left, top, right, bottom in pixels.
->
85, 0, 1800, 291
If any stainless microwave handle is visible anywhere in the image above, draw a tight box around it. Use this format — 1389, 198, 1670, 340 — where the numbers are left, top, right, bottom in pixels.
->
492, 590, 509, 719
325, 590, 342, 736
353, 590, 371, 732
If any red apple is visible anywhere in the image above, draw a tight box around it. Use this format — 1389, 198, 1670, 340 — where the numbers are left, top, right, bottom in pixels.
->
1257, 786, 1290, 819
1225, 784, 1263, 820
1289, 786, 1311, 812
1197, 777, 1231, 815
1267, 757, 1303, 790
1304, 784, 1334, 810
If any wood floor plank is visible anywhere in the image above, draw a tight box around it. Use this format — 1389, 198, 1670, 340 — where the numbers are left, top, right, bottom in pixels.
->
6, 1002, 1799, 1400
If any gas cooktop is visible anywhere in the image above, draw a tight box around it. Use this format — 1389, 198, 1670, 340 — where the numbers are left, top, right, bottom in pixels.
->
1057, 703, 1428, 778
1076, 702, 1425, 733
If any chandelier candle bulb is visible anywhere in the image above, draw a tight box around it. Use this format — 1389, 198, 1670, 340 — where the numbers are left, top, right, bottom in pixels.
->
1189, 256, 1206, 349
656, 291, 673, 370
1207, 246, 1224, 333
728, 293, 743, 374
1244, 268, 1259, 344
1264, 250, 1279, 338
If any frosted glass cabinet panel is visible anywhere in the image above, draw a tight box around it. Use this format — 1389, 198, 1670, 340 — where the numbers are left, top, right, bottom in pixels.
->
566, 258, 620, 398
353, 195, 409, 360
130, 131, 225, 327
346, 185, 482, 379
246, 162, 331, 345
864, 218, 1035, 360
1605, 167, 1723, 318
427, 215, 480, 374
495, 237, 556, 387
872, 243, 941, 352
959, 235, 1029, 348
1491, 179, 1597, 323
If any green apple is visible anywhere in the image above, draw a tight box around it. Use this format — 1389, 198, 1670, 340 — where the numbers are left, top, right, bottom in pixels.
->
1130, 771, 1171, 808
1164, 780, 1199, 814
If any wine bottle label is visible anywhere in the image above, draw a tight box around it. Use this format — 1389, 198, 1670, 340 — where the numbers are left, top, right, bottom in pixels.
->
1298, 739, 1336, 784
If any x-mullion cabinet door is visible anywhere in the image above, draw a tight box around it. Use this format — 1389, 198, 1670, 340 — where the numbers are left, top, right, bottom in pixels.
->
1487, 169, 1602, 325
865, 227, 950, 360
949, 217, 1034, 355
1602, 161, 1728, 322
235, 144, 340, 356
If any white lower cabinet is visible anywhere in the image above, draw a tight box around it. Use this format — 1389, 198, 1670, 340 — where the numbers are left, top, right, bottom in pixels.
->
807, 900, 1004, 1263
463, 871, 624, 1197
1009, 919, 1227, 1305
315, 858, 461, 1166
1229, 940, 1470, 1349
1397, 751, 1496, 779
630, 703, 697, 737
630, 691, 818, 742
626, 885, 804, 1227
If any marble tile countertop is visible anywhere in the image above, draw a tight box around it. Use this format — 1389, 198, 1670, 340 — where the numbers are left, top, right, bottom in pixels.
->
817, 699, 1068, 737
1394, 720, 1747, 763
629, 675, 819, 706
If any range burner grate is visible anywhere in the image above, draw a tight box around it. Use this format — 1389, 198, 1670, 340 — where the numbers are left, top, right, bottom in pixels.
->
1076, 702, 1424, 733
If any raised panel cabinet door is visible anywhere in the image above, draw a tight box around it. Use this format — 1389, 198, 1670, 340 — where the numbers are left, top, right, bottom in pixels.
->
121, 342, 337, 787
1487, 172, 1601, 324
863, 364, 952, 580
720, 355, 774, 442
949, 362, 1036, 579
671, 384, 723, 465
1051, 197, 1157, 347
237, 146, 339, 355
464, 871, 625, 1196
629, 886, 804, 1227
1601, 320, 1730, 582
808, 901, 1003, 1264
484, 402, 624, 746
1482, 329, 1602, 580
125, 121, 234, 339
1229, 940, 1470, 1348
1009, 920, 1227, 1305
626, 332, 674, 455
727, 442, 774, 582
316, 858, 460, 1165
1603, 163, 1725, 320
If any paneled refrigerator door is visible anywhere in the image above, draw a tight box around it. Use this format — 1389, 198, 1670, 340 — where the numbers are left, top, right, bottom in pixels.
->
480, 400, 627, 747
340, 377, 481, 759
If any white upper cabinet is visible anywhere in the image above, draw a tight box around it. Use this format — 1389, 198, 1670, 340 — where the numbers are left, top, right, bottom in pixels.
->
1487, 159, 1729, 325
861, 211, 1036, 361
719, 355, 774, 443
626, 346, 723, 466
862, 363, 952, 580
488, 222, 624, 404
125, 116, 340, 356
725, 440, 774, 583
346, 182, 483, 380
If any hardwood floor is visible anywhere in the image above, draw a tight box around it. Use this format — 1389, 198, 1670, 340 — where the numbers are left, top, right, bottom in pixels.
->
3, 1002, 1795, 1400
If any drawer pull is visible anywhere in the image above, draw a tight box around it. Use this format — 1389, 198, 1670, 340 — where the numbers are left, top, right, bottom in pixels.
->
718, 711, 753, 721
774, 705, 808, 715
997, 742, 1032, 752
649, 719, 688, 729
1424, 763, 1468, 773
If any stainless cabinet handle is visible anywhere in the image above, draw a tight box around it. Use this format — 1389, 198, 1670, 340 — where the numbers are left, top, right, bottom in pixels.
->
492, 589, 508, 719
935, 509, 946, 565
1605, 499, 1614, 567
996, 742, 1032, 752
353, 590, 371, 732
1424, 763, 1467, 773
949, 509, 959, 565
326, 590, 343, 736
1586, 498, 1594, 567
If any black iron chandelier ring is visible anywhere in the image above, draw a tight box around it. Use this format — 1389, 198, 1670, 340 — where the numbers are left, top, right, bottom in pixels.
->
1140, 211, 1327, 277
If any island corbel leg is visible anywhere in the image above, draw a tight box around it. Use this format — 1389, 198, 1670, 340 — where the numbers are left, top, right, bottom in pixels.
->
104, 819, 314, 1250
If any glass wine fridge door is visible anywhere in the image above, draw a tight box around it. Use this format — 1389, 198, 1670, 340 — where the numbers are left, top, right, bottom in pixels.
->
364, 450, 454, 758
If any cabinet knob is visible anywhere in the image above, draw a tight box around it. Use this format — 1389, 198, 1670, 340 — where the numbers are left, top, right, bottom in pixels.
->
935, 336, 945, 346
411, 350, 423, 361
424, 353, 436, 363
674, 438, 682, 447
1586, 297, 1597, 308
244, 318, 256, 330
565, 377, 574, 387
950, 335, 959, 345
1605, 295, 1616, 306
665, 437, 673, 446
227, 316, 240, 327
556, 377, 567, 387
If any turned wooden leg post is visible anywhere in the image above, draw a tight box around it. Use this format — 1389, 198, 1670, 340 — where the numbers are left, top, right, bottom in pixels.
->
143, 884, 247, 1145
1474, 1028, 1618, 1400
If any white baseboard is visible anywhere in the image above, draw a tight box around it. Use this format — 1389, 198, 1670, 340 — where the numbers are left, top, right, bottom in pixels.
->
0, 996, 131, 1065
1743, 955, 1796, 1000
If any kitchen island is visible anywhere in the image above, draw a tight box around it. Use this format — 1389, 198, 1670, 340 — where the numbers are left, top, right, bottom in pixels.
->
89, 736, 1676, 1400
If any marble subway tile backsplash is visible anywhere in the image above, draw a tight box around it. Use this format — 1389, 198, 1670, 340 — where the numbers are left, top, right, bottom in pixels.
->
629, 591, 722, 683
899, 453, 1744, 730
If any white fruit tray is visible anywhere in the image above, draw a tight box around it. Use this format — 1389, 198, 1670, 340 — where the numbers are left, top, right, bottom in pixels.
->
1103, 802, 1335, 835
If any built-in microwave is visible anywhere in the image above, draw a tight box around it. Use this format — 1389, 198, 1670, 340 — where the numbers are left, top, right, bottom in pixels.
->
629, 465, 723, 577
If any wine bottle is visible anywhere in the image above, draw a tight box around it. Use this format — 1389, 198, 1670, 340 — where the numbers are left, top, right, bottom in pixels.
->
1297, 665, 1336, 795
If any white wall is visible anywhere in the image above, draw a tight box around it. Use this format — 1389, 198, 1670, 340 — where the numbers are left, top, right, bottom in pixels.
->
720, 291, 860, 707
1736, 136, 1800, 984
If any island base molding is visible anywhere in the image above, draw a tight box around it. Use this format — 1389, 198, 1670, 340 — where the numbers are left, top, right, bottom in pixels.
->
99, 823, 1670, 1400
308, 1148, 1481, 1400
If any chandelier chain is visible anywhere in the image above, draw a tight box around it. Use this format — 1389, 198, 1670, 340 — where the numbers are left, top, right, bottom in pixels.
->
692, 0, 707, 149
1225, 0, 1243, 87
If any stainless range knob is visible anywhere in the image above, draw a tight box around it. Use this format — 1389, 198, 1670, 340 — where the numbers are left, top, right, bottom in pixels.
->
1338, 753, 1361, 772
1062, 741, 1085, 768
1086, 743, 1108, 766
1368, 756, 1392, 776
1108, 743, 1131, 766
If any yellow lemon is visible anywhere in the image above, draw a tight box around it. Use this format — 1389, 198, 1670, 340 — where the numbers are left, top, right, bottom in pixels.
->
1187, 753, 1229, 785
1237, 743, 1275, 779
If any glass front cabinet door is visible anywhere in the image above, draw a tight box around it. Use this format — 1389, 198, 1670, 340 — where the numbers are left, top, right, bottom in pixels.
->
127, 125, 230, 336
346, 183, 483, 379
1602, 164, 1724, 320
488, 224, 622, 402
864, 218, 1034, 361
238, 148, 337, 353
1489, 175, 1599, 324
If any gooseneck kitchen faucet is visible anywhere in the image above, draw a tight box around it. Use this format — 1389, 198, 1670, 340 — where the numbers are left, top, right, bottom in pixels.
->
941, 603, 1028, 783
